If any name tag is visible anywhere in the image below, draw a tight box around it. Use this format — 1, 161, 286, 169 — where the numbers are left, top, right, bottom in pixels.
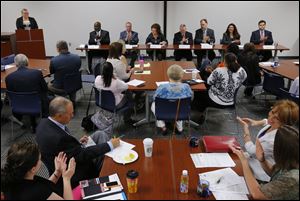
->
150, 44, 162, 49
263, 45, 275, 49
179, 45, 191, 49
201, 43, 213, 49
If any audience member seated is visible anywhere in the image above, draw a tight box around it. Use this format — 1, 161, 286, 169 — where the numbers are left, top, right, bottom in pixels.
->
94, 62, 135, 124
47, 40, 81, 105
194, 19, 216, 67
230, 125, 299, 200
221, 23, 241, 45
118, 39, 130, 68
88, 21, 110, 72
146, 23, 168, 61
151, 64, 192, 135
239, 42, 262, 97
107, 42, 134, 82
36, 97, 120, 188
250, 20, 274, 61
119, 22, 139, 67
1, 141, 75, 200
237, 99, 299, 182
194, 53, 247, 117
5, 54, 49, 133
16, 8, 38, 30
289, 76, 299, 97
173, 24, 193, 61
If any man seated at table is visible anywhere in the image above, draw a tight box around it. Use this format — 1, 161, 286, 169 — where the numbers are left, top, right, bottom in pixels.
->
119, 22, 139, 68
173, 24, 193, 61
36, 97, 120, 188
151, 65, 193, 135
5, 54, 49, 133
250, 20, 274, 61
88, 21, 110, 73
48, 41, 81, 106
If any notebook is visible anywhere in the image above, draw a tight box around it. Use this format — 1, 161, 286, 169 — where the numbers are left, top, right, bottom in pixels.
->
202, 136, 240, 153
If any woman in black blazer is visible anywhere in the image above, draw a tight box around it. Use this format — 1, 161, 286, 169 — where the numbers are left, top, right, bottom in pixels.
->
16, 8, 38, 29
221, 23, 241, 45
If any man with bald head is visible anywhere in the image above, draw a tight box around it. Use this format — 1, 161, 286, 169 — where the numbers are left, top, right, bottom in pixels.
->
88, 21, 110, 73
36, 96, 120, 188
173, 24, 193, 61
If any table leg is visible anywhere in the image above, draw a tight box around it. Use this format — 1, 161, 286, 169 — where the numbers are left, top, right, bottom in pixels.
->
133, 92, 155, 127
153, 50, 157, 61
85, 50, 90, 74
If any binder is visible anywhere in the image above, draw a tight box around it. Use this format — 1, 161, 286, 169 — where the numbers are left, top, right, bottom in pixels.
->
203, 136, 240, 153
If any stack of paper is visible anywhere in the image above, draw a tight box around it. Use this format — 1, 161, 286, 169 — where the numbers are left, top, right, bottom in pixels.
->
190, 153, 236, 168
263, 45, 275, 49
199, 168, 249, 200
105, 140, 135, 159
156, 81, 169, 87
201, 43, 213, 49
127, 79, 145, 87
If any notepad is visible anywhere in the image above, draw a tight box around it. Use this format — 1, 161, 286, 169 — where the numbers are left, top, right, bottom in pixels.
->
201, 43, 213, 49
190, 153, 236, 168
127, 79, 145, 87
263, 45, 275, 49
134, 70, 151, 75
179, 45, 191, 49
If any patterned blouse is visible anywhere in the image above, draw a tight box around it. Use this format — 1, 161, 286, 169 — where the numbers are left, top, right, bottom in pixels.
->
154, 82, 192, 100
207, 67, 247, 105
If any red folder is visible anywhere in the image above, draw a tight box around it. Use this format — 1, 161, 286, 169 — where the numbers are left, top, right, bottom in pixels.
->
202, 136, 240, 153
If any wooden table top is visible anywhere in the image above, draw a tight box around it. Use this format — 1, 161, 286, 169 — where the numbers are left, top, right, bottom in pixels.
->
1, 59, 50, 89
100, 139, 243, 200
128, 61, 206, 91
259, 59, 299, 80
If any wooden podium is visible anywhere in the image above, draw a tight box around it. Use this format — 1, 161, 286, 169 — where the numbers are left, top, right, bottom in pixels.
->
1, 32, 16, 57
16, 29, 46, 59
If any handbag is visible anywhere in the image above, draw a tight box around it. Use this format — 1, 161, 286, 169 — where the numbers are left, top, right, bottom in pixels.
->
81, 87, 97, 132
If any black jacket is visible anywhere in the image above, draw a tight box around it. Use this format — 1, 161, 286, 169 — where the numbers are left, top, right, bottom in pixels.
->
16, 17, 38, 29
238, 52, 262, 85
36, 118, 111, 187
88, 30, 110, 45
173, 31, 193, 45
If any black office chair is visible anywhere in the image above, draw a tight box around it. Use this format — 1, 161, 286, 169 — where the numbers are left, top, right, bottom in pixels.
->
63, 73, 83, 106
155, 97, 191, 137
278, 88, 299, 105
261, 70, 285, 98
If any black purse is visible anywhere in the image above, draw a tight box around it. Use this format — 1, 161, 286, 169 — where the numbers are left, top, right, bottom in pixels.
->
81, 87, 97, 132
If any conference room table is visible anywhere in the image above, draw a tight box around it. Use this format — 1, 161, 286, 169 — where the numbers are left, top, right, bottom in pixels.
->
100, 139, 244, 200
128, 61, 206, 127
259, 59, 299, 87
1, 59, 50, 90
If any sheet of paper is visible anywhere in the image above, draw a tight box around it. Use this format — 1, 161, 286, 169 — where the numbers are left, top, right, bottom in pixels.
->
5, 64, 15, 70
84, 136, 96, 148
212, 176, 249, 194
150, 44, 162, 49
134, 70, 151, 75
201, 43, 213, 49
95, 192, 127, 200
156, 81, 169, 87
105, 140, 135, 158
179, 44, 191, 49
183, 69, 200, 73
263, 45, 275, 49
88, 45, 100, 49
191, 153, 236, 168
127, 79, 145, 87
212, 192, 248, 200
134, 63, 151, 68
199, 168, 241, 189
293, 61, 299, 65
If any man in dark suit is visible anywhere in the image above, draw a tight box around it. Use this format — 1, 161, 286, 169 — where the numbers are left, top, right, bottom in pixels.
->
194, 19, 216, 67
36, 97, 120, 188
173, 24, 193, 61
88, 21, 110, 73
16, 8, 38, 30
5, 54, 49, 133
48, 40, 81, 105
250, 20, 274, 61
119, 22, 139, 67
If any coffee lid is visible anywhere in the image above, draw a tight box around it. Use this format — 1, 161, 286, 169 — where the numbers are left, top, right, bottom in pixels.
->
127, 170, 139, 179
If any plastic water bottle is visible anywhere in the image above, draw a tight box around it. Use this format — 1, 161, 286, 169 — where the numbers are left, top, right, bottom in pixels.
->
139, 54, 144, 70
273, 56, 279, 67
180, 170, 189, 193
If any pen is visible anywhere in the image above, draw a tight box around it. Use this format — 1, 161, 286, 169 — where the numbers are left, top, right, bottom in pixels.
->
216, 176, 223, 184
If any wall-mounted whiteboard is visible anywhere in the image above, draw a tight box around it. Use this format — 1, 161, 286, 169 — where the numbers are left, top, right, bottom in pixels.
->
1, 1, 299, 57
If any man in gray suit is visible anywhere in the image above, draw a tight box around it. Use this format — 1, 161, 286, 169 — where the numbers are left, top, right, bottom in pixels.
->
194, 19, 216, 68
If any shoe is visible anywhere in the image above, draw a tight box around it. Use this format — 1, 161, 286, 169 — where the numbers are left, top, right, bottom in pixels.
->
159, 128, 168, 136
175, 128, 183, 135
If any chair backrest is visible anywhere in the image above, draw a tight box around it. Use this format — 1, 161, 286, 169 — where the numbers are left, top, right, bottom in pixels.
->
278, 88, 299, 105
94, 88, 116, 112
262, 70, 284, 96
93, 58, 106, 77
155, 97, 191, 121
1, 54, 15, 65
6, 91, 41, 116
63, 73, 82, 94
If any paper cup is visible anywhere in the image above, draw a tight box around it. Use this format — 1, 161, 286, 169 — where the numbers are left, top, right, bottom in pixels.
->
143, 138, 153, 157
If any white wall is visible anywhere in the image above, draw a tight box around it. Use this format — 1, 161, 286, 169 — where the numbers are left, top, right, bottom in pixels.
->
168, 1, 299, 57
1, 1, 164, 56
1, 1, 299, 57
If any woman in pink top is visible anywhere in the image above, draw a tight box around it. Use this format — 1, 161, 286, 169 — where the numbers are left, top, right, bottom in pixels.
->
94, 62, 134, 124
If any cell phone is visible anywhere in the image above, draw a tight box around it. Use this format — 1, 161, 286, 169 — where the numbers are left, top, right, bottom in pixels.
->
106, 181, 118, 187
135, 70, 144, 73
